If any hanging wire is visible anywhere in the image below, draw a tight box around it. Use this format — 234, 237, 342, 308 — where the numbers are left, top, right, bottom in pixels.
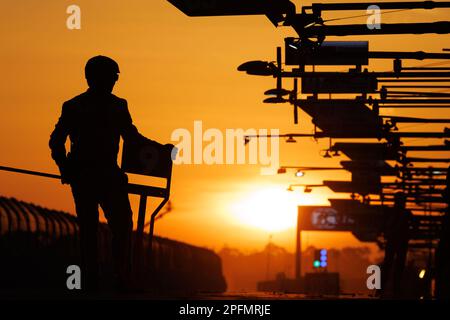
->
411, 60, 450, 68
401, 137, 436, 144
322, 8, 412, 23
397, 123, 432, 130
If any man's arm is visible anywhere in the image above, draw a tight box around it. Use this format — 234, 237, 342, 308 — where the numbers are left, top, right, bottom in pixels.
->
120, 99, 162, 148
49, 102, 70, 183
120, 100, 177, 163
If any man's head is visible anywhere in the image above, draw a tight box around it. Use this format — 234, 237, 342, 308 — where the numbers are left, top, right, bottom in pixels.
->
85, 55, 120, 93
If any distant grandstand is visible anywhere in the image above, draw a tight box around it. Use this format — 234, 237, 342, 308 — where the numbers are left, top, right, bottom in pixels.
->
0, 196, 226, 296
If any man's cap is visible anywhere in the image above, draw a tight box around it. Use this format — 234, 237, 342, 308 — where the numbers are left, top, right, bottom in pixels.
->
85, 55, 120, 79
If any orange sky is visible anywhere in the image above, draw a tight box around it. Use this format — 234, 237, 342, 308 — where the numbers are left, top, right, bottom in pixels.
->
0, 0, 449, 253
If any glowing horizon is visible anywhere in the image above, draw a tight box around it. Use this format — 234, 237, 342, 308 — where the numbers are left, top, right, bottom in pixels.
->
0, 0, 448, 254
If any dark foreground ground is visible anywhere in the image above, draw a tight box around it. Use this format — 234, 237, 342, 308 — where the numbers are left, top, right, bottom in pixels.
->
0, 290, 375, 300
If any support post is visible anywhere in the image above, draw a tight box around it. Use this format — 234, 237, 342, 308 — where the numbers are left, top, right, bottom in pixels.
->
134, 194, 147, 279
295, 208, 302, 280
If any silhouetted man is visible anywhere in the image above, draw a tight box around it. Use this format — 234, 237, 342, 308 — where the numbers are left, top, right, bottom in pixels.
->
49, 56, 167, 292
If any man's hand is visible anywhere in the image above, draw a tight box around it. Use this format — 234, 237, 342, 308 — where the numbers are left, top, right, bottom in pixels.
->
164, 144, 178, 161
59, 161, 73, 185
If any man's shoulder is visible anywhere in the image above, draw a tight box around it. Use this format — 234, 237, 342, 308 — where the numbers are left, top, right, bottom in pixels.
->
62, 92, 127, 105
110, 94, 127, 107
62, 92, 89, 109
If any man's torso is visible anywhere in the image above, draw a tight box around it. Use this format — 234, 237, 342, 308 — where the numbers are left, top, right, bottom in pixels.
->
63, 91, 127, 174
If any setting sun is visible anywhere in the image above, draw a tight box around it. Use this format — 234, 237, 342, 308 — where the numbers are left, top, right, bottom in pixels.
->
231, 187, 300, 232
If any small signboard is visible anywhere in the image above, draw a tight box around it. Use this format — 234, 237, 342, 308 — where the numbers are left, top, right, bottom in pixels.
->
298, 205, 384, 242
285, 39, 369, 66
121, 139, 173, 179
298, 206, 356, 231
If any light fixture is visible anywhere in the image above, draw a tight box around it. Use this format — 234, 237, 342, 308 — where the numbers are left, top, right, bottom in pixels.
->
237, 61, 277, 76
419, 269, 426, 279
263, 97, 288, 104
264, 88, 291, 96
287, 185, 294, 192
304, 187, 312, 193
286, 136, 297, 143
277, 167, 287, 174
295, 170, 305, 177
332, 150, 341, 157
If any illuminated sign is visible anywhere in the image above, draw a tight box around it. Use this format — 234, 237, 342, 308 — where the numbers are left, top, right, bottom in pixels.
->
299, 206, 356, 231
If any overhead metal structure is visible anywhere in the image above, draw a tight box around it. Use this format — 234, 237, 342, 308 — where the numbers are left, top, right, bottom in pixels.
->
168, 0, 449, 297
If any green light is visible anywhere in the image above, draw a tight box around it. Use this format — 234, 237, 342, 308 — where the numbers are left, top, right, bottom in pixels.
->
313, 260, 321, 268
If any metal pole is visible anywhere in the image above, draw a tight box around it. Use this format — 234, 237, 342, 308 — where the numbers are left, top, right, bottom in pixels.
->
379, 105, 450, 108
309, 1, 450, 12
148, 197, 169, 270
379, 79, 450, 82
295, 210, 302, 280
304, 22, 450, 37
0, 165, 60, 180
369, 51, 450, 60
285, 71, 450, 78
136, 195, 147, 243
133, 194, 147, 282
401, 146, 450, 151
